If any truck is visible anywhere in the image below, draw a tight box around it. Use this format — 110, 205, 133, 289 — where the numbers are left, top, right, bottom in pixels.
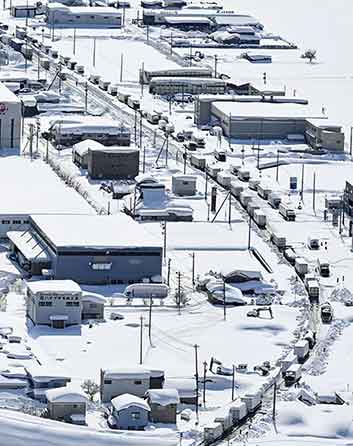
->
241, 392, 262, 413
190, 154, 206, 170
124, 283, 169, 299
284, 364, 302, 386
307, 236, 320, 250
207, 164, 222, 179
229, 401, 247, 424
257, 183, 273, 200
295, 257, 309, 277
321, 302, 333, 323
215, 150, 226, 162
237, 167, 250, 182
279, 202, 296, 221
268, 191, 282, 209
253, 209, 267, 228
191, 132, 205, 148
230, 180, 244, 199
248, 178, 260, 191
239, 190, 254, 208
75, 64, 84, 74
294, 339, 309, 363
128, 96, 140, 110
280, 352, 296, 376
306, 279, 320, 303
99, 79, 111, 91
268, 224, 287, 250
107, 84, 118, 96
317, 257, 330, 277
217, 171, 232, 188
146, 111, 160, 125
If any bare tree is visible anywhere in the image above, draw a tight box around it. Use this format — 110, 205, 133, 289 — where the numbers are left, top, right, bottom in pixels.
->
81, 379, 100, 402
301, 49, 317, 63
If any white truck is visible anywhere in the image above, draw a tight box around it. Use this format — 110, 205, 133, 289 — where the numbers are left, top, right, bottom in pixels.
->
268, 191, 282, 209
294, 339, 309, 363
306, 279, 320, 303
190, 154, 206, 170
217, 171, 232, 188
257, 183, 273, 200
248, 178, 260, 191
237, 167, 250, 182
307, 236, 320, 250
230, 180, 244, 199
99, 79, 110, 91
280, 352, 297, 376
253, 209, 267, 228
124, 283, 169, 299
284, 364, 302, 386
241, 392, 262, 413
240, 190, 254, 208
279, 202, 296, 221
295, 257, 309, 276
317, 257, 330, 277
229, 401, 247, 423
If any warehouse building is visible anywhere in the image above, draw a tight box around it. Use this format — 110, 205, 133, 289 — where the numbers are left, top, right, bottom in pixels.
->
194, 94, 308, 126
0, 82, 22, 149
9, 214, 162, 284
149, 77, 227, 95
304, 119, 345, 152
26, 280, 82, 328
139, 67, 213, 84
46, 4, 122, 27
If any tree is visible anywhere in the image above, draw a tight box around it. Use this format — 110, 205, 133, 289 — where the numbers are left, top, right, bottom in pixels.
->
301, 49, 317, 63
81, 379, 100, 402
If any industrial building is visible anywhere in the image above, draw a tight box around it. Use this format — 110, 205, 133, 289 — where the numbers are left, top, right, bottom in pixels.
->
139, 67, 213, 84
0, 157, 93, 239
9, 214, 162, 284
46, 4, 122, 27
304, 119, 345, 152
26, 280, 82, 328
195, 96, 343, 149
49, 118, 131, 146
46, 388, 87, 425
0, 82, 22, 149
145, 389, 179, 424
149, 77, 227, 95
11, 3, 37, 18
109, 394, 150, 430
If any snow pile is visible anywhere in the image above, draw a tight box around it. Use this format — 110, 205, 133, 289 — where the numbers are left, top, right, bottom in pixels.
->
206, 280, 246, 305
330, 287, 353, 305
0, 408, 177, 446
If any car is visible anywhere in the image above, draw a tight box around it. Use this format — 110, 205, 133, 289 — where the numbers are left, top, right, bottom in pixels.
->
110, 312, 124, 320
284, 247, 297, 264
186, 115, 193, 119
100, 182, 112, 193
247, 309, 258, 317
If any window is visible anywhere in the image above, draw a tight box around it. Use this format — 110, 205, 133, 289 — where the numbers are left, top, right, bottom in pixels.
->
131, 412, 140, 420
134, 380, 142, 385
1, 220, 10, 225
39, 301, 52, 307
91, 263, 112, 270
89, 303, 97, 308
12, 220, 22, 224
66, 301, 80, 307
104, 379, 112, 385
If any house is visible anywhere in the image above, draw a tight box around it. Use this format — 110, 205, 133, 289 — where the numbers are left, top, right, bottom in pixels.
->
26, 365, 71, 402
72, 139, 103, 169
145, 388, 179, 424
164, 378, 198, 405
81, 292, 105, 320
88, 145, 139, 180
100, 368, 165, 403
26, 280, 82, 328
46, 387, 87, 425
149, 77, 227, 96
109, 394, 150, 430
9, 214, 162, 284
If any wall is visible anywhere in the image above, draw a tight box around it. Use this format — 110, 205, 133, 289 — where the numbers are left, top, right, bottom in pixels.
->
46, 8, 122, 27
113, 406, 149, 430
149, 403, 177, 424
88, 149, 139, 180
0, 99, 22, 149
82, 301, 104, 319
48, 402, 86, 421
52, 248, 162, 285
101, 375, 150, 403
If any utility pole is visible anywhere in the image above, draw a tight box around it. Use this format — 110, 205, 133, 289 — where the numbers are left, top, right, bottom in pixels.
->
92, 37, 96, 67
167, 258, 171, 286
177, 271, 181, 315
205, 168, 208, 199
183, 148, 187, 174
194, 344, 199, 422
139, 316, 144, 365
223, 277, 226, 321
272, 382, 277, 421
312, 171, 316, 212
203, 361, 207, 405
214, 54, 218, 78
37, 55, 40, 81
169, 32, 173, 55
350, 126, 353, 156
228, 191, 232, 224
165, 135, 169, 167
191, 252, 195, 288
28, 123, 34, 160
36, 119, 39, 152
134, 109, 137, 143
73, 28, 76, 55
163, 221, 167, 263
146, 24, 150, 42
276, 149, 280, 182
139, 111, 143, 149
231, 365, 235, 400
300, 162, 305, 201
140, 62, 144, 97
189, 46, 192, 67
46, 138, 49, 163
120, 53, 124, 82
84, 82, 88, 114
148, 296, 153, 345
248, 216, 252, 250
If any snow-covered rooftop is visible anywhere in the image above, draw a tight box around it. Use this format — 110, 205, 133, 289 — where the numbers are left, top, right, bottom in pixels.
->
111, 393, 151, 412
145, 388, 180, 406
45, 387, 87, 404
212, 101, 327, 119
103, 368, 151, 380
0, 82, 21, 104
26, 280, 82, 295
0, 157, 94, 216
30, 214, 161, 250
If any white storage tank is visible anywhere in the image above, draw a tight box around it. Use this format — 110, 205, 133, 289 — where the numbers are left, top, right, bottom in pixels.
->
124, 283, 169, 299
